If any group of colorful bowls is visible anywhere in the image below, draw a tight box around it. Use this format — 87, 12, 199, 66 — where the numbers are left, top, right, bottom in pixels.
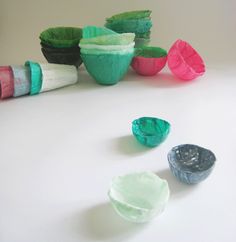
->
0, 62, 78, 99
79, 26, 135, 85
105, 10, 152, 47
40, 27, 83, 67
108, 116, 216, 223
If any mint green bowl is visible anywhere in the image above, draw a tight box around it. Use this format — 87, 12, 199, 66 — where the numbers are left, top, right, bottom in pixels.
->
81, 51, 134, 85
108, 172, 170, 223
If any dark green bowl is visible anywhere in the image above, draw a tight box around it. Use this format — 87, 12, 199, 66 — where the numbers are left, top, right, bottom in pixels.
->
40, 43, 82, 67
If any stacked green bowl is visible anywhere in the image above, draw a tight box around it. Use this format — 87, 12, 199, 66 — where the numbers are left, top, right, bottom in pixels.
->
80, 26, 135, 85
39, 27, 83, 67
105, 10, 152, 48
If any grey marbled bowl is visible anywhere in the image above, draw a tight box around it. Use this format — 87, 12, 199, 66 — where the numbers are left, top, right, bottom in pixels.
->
168, 144, 216, 184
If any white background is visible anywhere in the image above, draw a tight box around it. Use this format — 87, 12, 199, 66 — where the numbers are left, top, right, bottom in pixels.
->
0, 0, 236, 242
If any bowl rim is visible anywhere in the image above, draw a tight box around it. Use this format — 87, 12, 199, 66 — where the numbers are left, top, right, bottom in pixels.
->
135, 46, 167, 58
167, 144, 216, 174
39, 26, 82, 48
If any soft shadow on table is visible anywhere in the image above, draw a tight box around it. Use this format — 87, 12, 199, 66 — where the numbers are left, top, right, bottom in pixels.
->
79, 203, 145, 241
156, 169, 199, 199
127, 69, 194, 88
112, 135, 151, 157
55, 66, 110, 94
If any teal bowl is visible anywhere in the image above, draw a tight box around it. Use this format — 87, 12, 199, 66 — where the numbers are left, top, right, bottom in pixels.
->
132, 117, 171, 147
105, 19, 152, 34
81, 51, 134, 85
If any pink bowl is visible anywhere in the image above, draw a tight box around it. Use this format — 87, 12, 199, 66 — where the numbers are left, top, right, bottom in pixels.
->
131, 46, 167, 76
168, 39, 205, 80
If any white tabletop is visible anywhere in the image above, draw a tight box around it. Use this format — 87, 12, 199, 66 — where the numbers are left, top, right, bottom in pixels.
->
0, 65, 236, 242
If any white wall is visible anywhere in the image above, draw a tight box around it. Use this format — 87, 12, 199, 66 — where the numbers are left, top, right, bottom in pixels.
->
0, 0, 235, 65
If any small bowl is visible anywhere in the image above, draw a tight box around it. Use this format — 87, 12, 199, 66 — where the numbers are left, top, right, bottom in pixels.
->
108, 172, 170, 223
132, 117, 170, 147
39, 27, 82, 48
81, 50, 134, 85
168, 39, 205, 80
41, 43, 82, 67
131, 46, 167, 76
168, 144, 216, 184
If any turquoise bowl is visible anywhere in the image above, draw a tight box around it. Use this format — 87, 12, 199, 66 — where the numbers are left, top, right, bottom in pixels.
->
132, 117, 171, 147
81, 51, 134, 85
105, 19, 152, 34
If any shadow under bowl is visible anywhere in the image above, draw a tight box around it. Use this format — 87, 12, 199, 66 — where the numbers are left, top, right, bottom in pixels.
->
167, 39, 205, 80
167, 144, 216, 184
81, 51, 134, 85
132, 117, 170, 147
131, 46, 167, 76
41, 44, 82, 67
108, 172, 169, 223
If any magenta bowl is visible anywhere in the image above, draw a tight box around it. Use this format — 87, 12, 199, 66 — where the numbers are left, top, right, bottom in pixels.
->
167, 39, 205, 80
131, 46, 167, 76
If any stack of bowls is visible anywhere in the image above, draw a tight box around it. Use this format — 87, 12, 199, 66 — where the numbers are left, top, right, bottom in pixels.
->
80, 26, 135, 85
105, 10, 152, 48
39, 27, 83, 67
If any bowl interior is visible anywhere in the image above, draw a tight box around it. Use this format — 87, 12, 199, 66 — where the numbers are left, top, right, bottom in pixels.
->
135, 46, 167, 58
169, 144, 216, 172
40, 27, 82, 48
110, 172, 169, 210
133, 117, 170, 138
174, 39, 205, 74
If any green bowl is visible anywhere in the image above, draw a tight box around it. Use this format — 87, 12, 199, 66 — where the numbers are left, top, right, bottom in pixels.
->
106, 10, 152, 22
40, 27, 82, 48
81, 50, 134, 85
105, 19, 152, 34
132, 117, 171, 147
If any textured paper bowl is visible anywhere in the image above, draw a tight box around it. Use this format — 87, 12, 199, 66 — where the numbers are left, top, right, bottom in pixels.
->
81, 50, 134, 85
39, 63, 78, 92
0, 66, 14, 99
39, 27, 82, 48
106, 10, 152, 22
168, 144, 216, 184
108, 172, 169, 223
168, 39, 205, 80
41, 43, 82, 67
131, 46, 167, 76
132, 117, 170, 147
105, 19, 152, 34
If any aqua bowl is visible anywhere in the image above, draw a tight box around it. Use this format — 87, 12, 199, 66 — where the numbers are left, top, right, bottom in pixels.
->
108, 172, 170, 223
168, 144, 216, 184
81, 51, 134, 85
132, 117, 171, 147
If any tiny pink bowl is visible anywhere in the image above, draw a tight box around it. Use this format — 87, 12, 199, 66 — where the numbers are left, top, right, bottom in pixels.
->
131, 46, 167, 76
168, 39, 205, 80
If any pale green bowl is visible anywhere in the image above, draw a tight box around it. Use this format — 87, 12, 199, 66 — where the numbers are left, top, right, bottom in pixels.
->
81, 50, 134, 85
108, 172, 170, 223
